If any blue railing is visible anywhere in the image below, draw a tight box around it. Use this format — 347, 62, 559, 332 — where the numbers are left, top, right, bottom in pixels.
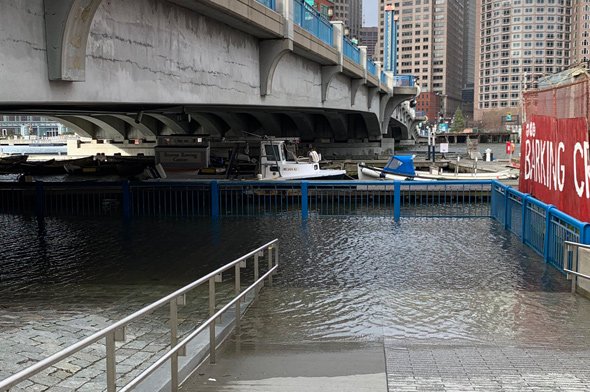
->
393, 75, 415, 87
492, 182, 590, 273
367, 58, 377, 77
255, 0, 276, 10
293, 0, 333, 46
343, 37, 360, 64
380, 72, 387, 85
1, 179, 588, 274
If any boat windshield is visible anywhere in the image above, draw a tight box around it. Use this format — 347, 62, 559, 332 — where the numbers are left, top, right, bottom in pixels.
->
264, 144, 282, 162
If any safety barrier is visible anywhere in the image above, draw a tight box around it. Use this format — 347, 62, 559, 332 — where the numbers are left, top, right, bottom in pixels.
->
1, 179, 588, 272
343, 37, 360, 64
492, 182, 590, 273
255, 0, 276, 10
367, 58, 378, 77
0, 240, 279, 392
293, 0, 333, 46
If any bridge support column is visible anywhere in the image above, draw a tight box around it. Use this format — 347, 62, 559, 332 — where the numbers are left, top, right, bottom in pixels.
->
259, 39, 293, 96
44, 0, 103, 81
321, 65, 343, 103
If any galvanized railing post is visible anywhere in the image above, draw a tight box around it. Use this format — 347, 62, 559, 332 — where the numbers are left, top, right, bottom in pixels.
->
572, 245, 578, 294
208, 277, 216, 364
106, 332, 116, 392
210, 181, 219, 219
268, 246, 274, 287
235, 264, 241, 328
301, 181, 308, 219
254, 252, 260, 294
169, 299, 179, 392
394, 181, 401, 222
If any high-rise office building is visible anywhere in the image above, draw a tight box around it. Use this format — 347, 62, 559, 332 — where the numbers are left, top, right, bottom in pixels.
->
377, 0, 465, 121
474, 0, 573, 126
571, 0, 590, 65
360, 26, 378, 58
332, 0, 363, 40
462, 0, 476, 118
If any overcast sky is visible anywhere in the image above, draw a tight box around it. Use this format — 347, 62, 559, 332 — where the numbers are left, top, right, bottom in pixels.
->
363, 0, 378, 26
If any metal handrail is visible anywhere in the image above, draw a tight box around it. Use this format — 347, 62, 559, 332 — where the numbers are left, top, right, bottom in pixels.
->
120, 264, 278, 392
564, 241, 590, 294
0, 239, 279, 392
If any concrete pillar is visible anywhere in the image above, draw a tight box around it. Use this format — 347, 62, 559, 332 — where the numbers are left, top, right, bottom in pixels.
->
359, 46, 368, 80
276, 0, 293, 39
330, 21, 344, 64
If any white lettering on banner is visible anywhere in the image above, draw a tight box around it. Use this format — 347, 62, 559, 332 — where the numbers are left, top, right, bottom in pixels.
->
524, 136, 564, 191
573, 141, 590, 198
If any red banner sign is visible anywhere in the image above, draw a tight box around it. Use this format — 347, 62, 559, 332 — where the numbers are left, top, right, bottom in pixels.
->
519, 115, 590, 223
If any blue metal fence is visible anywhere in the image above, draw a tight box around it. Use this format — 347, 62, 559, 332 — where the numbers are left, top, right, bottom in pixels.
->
1, 179, 589, 274
343, 37, 360, 64
293, 0, 333, 46
492, 182, 590, 273
367, 58, 377, 77
393, 75, 415, 87
255, 0, 276, 10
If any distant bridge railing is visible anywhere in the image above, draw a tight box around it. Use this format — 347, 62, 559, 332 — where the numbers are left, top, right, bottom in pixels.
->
393, 75, 415, 87
293, 0, 333, 46
255, 0, 276, 10
367, 58, 378, 77
1, 180, 588, 273
343, 37, 360, 64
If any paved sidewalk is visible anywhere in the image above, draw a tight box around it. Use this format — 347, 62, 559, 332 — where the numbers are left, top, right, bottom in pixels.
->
181, 340, 387, 392
385, 341, 590, 391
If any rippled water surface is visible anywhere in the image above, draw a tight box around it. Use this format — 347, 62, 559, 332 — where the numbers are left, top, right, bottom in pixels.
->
2, 214, 590, 353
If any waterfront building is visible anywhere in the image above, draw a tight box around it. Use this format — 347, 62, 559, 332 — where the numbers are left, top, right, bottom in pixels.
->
360, 26, 378, 58
331, 0, 363, 41
0, 115, 67, 138
474, 0, 573, 128
377, 0, 465, 122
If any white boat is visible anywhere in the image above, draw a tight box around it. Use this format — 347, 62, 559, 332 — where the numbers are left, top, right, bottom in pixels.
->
258, 139, 347, 180
358, 155, 517, 181
146, 137, 347, 181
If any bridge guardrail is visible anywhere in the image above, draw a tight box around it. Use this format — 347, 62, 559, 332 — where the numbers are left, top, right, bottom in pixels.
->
255, 0, 276, 11
293, 0, 333, 46
0, 240, 279, 392
343, 36, 360, 64
367, 58, 378, 77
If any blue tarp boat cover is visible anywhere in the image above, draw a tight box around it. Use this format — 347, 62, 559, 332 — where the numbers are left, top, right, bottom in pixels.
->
382, 155, 416, 176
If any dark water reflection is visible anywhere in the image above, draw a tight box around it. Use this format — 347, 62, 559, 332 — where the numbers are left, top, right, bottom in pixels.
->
1, 215, 590, 349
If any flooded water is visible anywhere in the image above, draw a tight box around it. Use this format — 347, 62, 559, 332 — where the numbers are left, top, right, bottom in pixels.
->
2, 214, 590, 389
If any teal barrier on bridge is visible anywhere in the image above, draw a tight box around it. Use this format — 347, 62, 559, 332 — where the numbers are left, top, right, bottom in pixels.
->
367, 58, 378, 77
293, 0, 333, 46
1, 180, 588, 273
255, 0, 276, 10
343, 37, 360, 64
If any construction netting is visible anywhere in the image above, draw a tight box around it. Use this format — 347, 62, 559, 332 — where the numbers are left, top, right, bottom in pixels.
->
523, 78, 590, 129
